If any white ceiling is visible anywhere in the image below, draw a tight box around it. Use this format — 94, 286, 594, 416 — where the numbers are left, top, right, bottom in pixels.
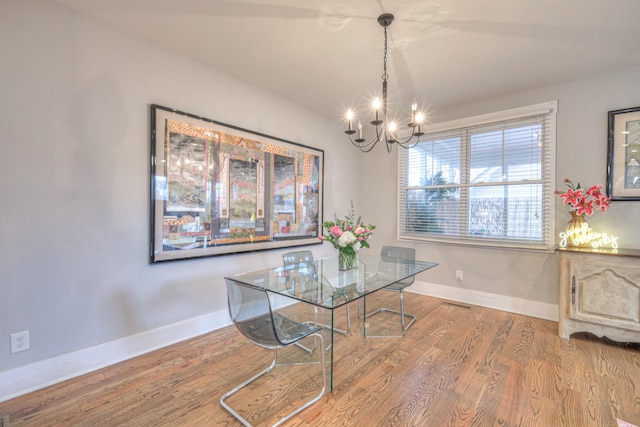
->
55, 0, 640, 121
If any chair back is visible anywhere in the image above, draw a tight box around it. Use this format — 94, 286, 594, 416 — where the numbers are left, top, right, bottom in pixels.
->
379, 246, 416, 289
283, 250, 317, 276
225, 278, 316, 347
283, 250, 315, 270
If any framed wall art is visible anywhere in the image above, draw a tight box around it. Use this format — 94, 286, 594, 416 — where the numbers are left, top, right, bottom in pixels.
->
607, 106, 640, 201
150, 104, 323, 263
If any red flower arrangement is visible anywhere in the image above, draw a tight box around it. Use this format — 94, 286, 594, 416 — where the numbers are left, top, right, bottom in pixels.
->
555, 178, 611, 216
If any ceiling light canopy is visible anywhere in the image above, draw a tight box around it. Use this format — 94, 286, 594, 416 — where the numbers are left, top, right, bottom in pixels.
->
344, 13, 425, 153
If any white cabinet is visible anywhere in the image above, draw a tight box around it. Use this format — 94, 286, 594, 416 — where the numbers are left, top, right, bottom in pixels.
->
559, 248, 640, 342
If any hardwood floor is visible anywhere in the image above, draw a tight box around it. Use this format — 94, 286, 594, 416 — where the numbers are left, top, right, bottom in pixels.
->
1, 293, 639, 426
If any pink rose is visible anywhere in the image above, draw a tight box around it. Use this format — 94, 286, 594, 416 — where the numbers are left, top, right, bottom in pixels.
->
330, 225, 343, 237
318, 236, 325, 241
358, 236, 364, 241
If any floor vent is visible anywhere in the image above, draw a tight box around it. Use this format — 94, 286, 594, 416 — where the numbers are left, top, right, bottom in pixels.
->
441, 301, 472, 309
1, 415, 9, 427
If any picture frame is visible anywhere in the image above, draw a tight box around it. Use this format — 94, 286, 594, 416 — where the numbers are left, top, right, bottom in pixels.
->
607, 106, 640, 201
150, 104, 323, 263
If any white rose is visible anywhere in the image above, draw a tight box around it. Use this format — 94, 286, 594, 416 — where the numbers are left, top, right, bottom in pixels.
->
337, 231, 356, 247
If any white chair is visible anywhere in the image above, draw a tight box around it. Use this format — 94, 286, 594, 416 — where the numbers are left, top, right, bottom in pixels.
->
220, 278, 326, 427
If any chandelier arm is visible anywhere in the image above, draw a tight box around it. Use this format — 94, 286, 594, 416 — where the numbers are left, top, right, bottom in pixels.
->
376, 123, 386, 144
395, 137, 421, 149
359, 123, 387, 152
386, 140, 393, 153
348, 136, 376, 149
348, 129, 381, 151
360, 140, 380, 153
354, 134, 380, 153
393, 130, 421, 146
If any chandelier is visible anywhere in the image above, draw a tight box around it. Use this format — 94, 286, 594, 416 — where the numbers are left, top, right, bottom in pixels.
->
345, 13, 425, 153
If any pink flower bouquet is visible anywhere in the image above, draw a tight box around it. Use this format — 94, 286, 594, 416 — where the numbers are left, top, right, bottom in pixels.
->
320, 201, 376, 269
555, 178, 611, 216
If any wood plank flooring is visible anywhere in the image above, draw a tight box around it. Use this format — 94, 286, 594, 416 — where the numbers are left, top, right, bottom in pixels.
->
1, 293, 639, 426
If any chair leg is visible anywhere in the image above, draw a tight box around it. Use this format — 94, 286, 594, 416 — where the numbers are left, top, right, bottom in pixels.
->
220, 335, 327, 427
398, 291, 416, 333
220, 351, 278, 427
364, 290, 416, 337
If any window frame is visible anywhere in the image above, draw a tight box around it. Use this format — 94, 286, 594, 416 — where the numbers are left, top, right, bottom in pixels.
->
397, 101, 558, 252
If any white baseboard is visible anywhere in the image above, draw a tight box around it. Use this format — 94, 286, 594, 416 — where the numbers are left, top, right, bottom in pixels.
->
1, 284, 558, 403
0, 309, 231, 403
409, 280, 559, 322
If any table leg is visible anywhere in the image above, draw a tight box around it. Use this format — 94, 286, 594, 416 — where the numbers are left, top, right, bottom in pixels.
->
330, 307, 334, 392
363, 295, 368, 336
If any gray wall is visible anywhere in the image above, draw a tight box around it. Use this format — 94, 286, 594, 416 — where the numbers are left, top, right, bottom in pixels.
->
0, 0, 359, 375
3, 0, 640, 399
360, 65, 640, 306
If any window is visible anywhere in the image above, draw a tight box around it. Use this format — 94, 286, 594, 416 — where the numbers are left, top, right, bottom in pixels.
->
398, 101, 557, 251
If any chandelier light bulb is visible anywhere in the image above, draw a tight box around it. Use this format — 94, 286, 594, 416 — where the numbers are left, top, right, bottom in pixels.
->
345, 108, 356, 134
372, 98, 381, 110
411, 99, 417, 111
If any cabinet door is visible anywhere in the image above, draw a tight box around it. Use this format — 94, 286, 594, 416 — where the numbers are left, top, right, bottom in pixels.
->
569, 255, 640, 332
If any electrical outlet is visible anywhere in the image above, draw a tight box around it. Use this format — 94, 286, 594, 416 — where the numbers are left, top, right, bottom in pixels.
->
455, 270, 463, 281
11, 330, 30, 353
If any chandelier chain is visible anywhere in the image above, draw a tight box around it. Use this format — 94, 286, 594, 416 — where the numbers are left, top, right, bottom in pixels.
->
382, 26, 389, 82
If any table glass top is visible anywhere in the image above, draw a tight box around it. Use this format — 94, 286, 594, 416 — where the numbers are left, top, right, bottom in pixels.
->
226, 254, 438, 309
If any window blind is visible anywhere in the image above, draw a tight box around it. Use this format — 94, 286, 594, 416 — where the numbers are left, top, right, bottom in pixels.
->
398, 101, 557, 251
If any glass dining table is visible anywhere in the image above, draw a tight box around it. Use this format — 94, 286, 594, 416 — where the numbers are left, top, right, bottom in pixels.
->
225, 253, 438, 392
